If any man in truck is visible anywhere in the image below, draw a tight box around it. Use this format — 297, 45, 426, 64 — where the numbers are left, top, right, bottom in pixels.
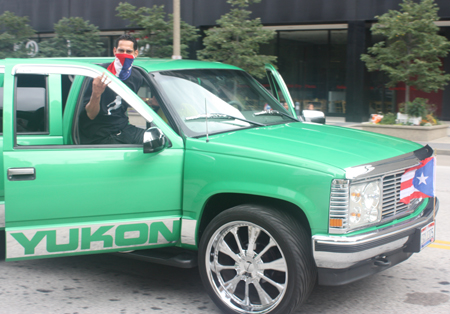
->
79, 34, 146, 144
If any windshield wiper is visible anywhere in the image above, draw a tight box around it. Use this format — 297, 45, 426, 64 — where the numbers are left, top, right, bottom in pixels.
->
185, 113, 265, 126
254, 110, 299, 121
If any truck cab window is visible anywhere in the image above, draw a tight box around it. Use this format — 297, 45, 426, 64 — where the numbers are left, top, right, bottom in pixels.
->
0, 73, 3, 133
74, 76, 153, 145
15, 74, 48, 133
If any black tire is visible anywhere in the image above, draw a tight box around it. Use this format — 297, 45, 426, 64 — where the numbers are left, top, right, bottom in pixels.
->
198, 204, 316, 314
0, 230, 5, 261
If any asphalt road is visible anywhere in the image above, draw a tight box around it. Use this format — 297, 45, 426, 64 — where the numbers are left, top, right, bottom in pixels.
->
1, 157, 449, 314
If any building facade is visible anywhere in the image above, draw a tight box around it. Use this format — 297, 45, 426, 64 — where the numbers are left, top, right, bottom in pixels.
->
2, 0, 450, 121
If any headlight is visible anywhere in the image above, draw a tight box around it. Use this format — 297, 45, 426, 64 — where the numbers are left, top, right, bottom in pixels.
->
349, 180, 382, 228
329, 179, 383, 233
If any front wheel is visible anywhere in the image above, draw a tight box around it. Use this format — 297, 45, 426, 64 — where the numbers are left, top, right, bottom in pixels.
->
198, 204, 316, 314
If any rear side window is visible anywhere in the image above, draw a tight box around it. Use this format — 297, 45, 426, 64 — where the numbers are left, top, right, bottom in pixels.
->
0, 72, 3, 133
15, 74, 48, 134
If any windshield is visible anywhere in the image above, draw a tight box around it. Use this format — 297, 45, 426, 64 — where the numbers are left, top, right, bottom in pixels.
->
152, 69, 297, 137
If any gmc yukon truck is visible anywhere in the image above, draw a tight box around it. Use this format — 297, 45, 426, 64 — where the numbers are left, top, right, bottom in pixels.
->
0, 58, 438, 314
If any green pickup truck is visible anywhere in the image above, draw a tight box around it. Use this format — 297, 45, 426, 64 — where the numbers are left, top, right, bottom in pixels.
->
0, 57, 438, 314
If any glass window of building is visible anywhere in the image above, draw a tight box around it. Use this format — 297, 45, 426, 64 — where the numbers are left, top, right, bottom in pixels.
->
261, 28, 348, 116
366, 33, 396, 115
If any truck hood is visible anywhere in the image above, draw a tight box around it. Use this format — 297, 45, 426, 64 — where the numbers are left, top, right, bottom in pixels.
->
186, 122, 422, 175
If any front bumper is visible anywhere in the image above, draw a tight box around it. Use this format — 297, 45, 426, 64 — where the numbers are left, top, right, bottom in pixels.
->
312, 197, 438, 286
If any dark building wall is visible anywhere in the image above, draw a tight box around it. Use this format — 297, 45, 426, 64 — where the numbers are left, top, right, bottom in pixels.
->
0, 0, 194, 33
0, 0, 69, 32
69, 0, 197, 31
209, 0, 450, 26
2, 0, 450, 33
2, 0, 450, 121
345, 21, 370, 122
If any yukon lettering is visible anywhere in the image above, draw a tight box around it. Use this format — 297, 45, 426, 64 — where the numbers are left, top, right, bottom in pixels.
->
10, 231, 47, 255
47, 229, 79, 253
81, 226, 114, 250
6, 219, 180, 259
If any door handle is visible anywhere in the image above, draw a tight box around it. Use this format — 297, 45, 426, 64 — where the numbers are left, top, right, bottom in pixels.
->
7, 167, 36, 181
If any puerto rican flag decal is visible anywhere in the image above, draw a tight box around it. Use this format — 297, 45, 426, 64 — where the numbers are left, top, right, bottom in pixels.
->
399, 156, 436, 204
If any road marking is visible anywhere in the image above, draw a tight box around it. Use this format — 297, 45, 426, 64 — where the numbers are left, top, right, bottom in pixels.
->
429, 240, 450, 250
435, 240, 450, 245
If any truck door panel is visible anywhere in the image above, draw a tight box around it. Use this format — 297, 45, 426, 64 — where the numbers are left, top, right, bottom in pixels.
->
0, 66, 5, 200
3, 64, 184, 261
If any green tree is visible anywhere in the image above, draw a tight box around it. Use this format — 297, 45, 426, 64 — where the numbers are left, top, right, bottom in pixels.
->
116, 2, 199, 58
0, 11, 36, 58
38, 17, 104, 57
361, 0, 450, 103
197, 0, 276, 79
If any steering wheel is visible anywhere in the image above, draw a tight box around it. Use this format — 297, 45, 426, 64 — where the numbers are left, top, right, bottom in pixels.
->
228, 100, 244, 112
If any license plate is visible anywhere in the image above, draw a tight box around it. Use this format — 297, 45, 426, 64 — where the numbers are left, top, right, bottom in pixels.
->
420, 221, 435, 250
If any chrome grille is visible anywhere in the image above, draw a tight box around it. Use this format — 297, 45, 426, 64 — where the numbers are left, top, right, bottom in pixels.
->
329, 171, 420, 234
330, 147, 430, 234
381, 170, 414, 220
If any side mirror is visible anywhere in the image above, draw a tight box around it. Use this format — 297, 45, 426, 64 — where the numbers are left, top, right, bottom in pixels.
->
302, 110, 326, 124
143, 127, 169, 154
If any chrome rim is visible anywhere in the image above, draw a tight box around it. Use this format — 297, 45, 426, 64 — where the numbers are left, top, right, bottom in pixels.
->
205, 221, 288, 313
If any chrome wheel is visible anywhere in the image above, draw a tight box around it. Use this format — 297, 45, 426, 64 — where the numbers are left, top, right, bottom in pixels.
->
205, 221, 288, 313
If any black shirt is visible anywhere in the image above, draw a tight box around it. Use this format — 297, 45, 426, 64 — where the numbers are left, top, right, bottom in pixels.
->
79, 63, 144, 144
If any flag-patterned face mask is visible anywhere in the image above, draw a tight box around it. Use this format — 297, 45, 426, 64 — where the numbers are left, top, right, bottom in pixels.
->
107, 53, 135, 81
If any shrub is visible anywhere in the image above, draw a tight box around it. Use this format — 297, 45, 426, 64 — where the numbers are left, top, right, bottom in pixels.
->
405, 97, 428, 118
379, 112, 397, 125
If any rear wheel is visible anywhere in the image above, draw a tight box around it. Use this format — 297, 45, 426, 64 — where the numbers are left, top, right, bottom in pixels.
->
0, 230, 5, 260
198, 204, 316, 314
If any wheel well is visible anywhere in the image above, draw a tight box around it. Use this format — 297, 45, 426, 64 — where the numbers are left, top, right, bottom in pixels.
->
197, 193, 311, 243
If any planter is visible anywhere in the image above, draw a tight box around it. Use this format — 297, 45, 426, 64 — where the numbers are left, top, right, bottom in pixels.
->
359, 123, 448, 141
396, 112, 421, 125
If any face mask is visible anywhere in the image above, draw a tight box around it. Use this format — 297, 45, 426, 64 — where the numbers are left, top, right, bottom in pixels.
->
107, 53, 135, 81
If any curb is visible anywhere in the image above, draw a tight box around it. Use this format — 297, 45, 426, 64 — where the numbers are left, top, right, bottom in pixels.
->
435, 149, 450, 156
330, 123, 450, 156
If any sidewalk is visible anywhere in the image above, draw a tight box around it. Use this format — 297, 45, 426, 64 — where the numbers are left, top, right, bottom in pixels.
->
325, 117, 450, 156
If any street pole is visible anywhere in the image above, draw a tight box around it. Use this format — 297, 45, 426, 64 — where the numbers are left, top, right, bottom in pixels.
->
172, 0, 182, 59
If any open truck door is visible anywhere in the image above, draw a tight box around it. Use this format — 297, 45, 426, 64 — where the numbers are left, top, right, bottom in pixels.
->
264, 64, 325, 123
2, 61, 184, 261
